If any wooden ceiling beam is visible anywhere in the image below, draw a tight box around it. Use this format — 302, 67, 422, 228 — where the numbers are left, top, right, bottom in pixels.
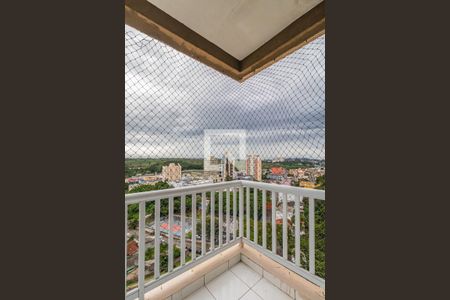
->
125, 0, 242, 81
240, 2, 325, 79
125, 0, 325, 82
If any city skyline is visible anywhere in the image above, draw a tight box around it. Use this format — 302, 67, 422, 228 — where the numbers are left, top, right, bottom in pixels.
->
124, 155, 325, 161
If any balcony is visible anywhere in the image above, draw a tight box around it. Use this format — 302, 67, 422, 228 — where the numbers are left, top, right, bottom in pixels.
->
125, 180, 325, 300
125, 2, 325, 299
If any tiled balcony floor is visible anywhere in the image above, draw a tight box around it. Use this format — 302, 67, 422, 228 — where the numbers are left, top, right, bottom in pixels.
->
185, 262, 293, 300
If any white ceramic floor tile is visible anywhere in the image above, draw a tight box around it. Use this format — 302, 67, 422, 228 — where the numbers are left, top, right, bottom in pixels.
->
252, 278, 292, 300
183, 287, 215, 300
230, 262, 262, 287
206, 270, 250, 300
240, 290, 263, 300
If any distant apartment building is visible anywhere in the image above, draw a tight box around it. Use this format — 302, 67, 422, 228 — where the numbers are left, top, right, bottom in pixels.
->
222, 158, 234, 180
221, 152, 235, 180
245, 154, 262, 181
162, 163, 182, 181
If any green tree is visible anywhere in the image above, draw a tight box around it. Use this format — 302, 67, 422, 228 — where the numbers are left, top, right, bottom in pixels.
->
145, 247, 154, 260
125, 158, 203, 178
300, 175, 325, 278
316, 175, 325, 190
127, 181, 172, 229
128, 181, 170, 193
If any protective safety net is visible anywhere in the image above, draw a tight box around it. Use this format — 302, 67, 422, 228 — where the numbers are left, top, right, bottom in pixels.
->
125, 26, 324, 162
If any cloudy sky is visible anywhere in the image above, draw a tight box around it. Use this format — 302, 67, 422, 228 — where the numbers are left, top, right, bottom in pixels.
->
125, 25, 325, 160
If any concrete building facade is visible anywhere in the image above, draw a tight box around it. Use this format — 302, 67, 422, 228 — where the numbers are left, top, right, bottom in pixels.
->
162, 163, 182, 181
245, 154, 262, 181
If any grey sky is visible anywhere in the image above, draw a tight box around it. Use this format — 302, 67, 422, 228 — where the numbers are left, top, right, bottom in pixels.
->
125, 25, 325, 160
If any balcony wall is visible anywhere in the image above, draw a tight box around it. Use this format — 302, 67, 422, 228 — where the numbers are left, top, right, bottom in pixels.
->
125, 181, 325, 300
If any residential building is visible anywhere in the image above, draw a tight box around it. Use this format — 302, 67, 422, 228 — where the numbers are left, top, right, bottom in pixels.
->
288, 168, 305, 178
245, 154, 262, 181
127, 240, 138, 257
266, 174, 285, 181
162, 163, 182, 181
221, 152, 235, 180
271, 166, 286, 176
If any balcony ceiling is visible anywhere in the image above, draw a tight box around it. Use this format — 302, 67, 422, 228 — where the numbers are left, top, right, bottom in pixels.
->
125, 0, 325, 81
147, 0, 322, 60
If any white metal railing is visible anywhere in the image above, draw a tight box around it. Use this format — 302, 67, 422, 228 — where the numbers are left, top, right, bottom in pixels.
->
125, 180, 325, 300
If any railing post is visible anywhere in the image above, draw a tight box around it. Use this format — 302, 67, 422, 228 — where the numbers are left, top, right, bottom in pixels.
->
210, 190, 215, 251
181, 195, 186, 266
271, 191, 276, 254
154, 198, 160, 279
233, 187, 237, 240
309, 197, 316, 274
254, 188, 258, 244
125, 182, 325, 297
219, 190, 223, 247
125, 182, 325, 296
201, 192, 206, 256
282, 193, 288, 259
168, 196, 174, 272
295, 194, 301, 266
138, 201, 145, 300
226, 188, 230, 243
239, 187, 243, 237
262, 190, 266, 249
192, 193, 196, 260
246, 187, 250, 240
